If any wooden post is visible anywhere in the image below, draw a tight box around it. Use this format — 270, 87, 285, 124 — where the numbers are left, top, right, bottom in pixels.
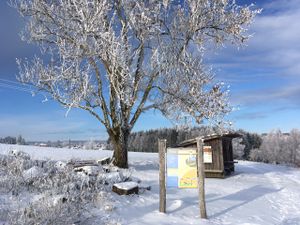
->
196, 138, 207, 219
158, 139, 167, 213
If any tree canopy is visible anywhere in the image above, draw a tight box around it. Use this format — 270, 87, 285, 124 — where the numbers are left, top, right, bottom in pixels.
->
13, 0, 259, 167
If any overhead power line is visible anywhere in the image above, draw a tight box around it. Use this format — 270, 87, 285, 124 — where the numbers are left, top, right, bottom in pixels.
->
0, 78, 30, 86
0, 79, 49, 102
0, 83, 32, 93
0, 78, 33, 93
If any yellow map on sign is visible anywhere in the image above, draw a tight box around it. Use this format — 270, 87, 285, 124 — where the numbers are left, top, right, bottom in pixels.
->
178, 153, 197, 188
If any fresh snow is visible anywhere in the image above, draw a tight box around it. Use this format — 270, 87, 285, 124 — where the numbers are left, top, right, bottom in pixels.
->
0, 144, 157, 161
1, 144, 300, 225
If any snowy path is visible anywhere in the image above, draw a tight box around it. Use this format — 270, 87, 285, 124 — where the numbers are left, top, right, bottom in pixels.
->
112, 160, 300, 225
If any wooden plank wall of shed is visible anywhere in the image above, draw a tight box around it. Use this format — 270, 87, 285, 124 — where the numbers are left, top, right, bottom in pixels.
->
222, 138, 230, 163
222, 137, 234, 171
204, 139, 223, 171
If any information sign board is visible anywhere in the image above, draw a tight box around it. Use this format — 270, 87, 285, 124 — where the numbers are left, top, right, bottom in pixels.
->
166, 148, 197, 188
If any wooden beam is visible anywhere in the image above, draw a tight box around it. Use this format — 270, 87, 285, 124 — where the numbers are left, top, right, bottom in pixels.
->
158, 139, 167, 213
196, 138, 208, 219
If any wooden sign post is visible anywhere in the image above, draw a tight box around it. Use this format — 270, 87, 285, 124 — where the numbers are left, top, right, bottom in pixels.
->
196, 138, 207, 219
158, 139, 167, 213
158, 138, 208, 218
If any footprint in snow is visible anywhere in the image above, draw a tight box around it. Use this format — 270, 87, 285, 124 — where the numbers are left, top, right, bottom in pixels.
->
167, 200, 183, 212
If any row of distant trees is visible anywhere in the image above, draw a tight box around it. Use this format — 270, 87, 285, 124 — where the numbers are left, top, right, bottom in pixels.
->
249, 129, 300, 167
127, 127, 300, 167
0, 135, 26, 145
127, 127, 262, 155
127, 126, 218, 153
232, 130, 262, 160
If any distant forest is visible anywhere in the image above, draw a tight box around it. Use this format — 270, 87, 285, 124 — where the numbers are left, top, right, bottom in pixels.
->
126, 126, 262, 157
128, 126, 218, 152
0, 135, 26, 145
125, 127, 300, 167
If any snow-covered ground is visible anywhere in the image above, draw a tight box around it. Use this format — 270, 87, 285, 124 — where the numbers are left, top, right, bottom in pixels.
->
1, 144, 300, 225
0, 144, 157, 161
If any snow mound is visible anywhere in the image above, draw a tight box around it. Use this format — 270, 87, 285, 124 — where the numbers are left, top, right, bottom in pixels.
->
100, 171, 123, 183
23, 166, 44, 181
74, 165, 102, 176
54, 161, 67, 171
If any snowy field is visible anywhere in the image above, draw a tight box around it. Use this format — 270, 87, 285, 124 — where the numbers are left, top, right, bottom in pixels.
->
1, 144, 300, 225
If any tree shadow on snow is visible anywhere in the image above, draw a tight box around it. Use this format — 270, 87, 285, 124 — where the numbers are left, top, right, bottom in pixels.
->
208, 185, 283, 218
235, 162, 299, 176
129, 161, 159, 171
280, 217, 300, 225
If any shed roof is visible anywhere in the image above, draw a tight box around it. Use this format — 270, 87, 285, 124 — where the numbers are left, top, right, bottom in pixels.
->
178, 133, 242, 147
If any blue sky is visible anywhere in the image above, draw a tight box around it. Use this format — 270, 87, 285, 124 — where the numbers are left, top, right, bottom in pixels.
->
0, 0, 300, 141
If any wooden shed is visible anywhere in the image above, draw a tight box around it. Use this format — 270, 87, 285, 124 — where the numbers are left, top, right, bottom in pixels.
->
178, 133, 241, 178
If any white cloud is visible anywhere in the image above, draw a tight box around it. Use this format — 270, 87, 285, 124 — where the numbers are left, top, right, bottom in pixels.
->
210, 0, 300, 109
232, 85, 300, 106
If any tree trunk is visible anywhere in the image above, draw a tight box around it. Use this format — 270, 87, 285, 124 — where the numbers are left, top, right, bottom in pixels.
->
109, 128, 130, 168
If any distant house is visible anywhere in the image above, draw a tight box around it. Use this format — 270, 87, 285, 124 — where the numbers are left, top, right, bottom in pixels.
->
39, 143, 48, 147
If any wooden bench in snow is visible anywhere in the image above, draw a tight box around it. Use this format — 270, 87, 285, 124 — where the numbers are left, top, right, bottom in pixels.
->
112, 182, 139, 195
68, 160, 98, 168
97, 157, 111, 165
68, 157, 111, 168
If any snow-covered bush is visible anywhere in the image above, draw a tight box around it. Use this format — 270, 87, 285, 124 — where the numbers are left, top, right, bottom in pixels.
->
9, 149, 30, 160
0, 154, 132, 224
0, 152, 33, 195
7, 192, 82, 225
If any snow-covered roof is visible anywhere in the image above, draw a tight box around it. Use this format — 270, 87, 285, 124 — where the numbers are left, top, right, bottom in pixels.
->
178, 133, 241, 147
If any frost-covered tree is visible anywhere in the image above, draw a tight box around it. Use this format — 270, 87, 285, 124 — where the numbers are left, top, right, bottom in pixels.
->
84, 138, 97, 150
288, 129, 300, 165
241, 131, 262, 160
17, 135, 26, 145
232, 137, 244, 159
252, 129, 300, 166
12, 0, 259, 168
